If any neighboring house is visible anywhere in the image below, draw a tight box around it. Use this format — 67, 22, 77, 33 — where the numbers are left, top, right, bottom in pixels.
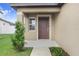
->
0, 10, 3, 14
11, 3, 79, 55
0, 18, 15, 34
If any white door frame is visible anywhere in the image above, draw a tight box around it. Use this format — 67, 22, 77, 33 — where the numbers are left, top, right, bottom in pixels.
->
37, 14, 52, 40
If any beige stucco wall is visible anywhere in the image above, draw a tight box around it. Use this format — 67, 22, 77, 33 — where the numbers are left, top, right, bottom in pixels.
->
16, 7, 57, 41
55, 3, 79, 56
24, 14, 37, 41
51, 14, 56, 40
24, 14, 55, 41
17, 7, 60, 13
16, 9, 36, 41
17, 8, 56, 41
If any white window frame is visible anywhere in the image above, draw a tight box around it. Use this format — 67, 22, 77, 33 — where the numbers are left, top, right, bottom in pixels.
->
28, 17, 36, 31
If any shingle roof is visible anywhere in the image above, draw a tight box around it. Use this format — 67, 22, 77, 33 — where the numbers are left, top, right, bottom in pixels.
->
0, 18, 15, 25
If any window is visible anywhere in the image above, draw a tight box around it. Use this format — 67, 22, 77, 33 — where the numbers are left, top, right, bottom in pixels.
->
29, 17, 36, 30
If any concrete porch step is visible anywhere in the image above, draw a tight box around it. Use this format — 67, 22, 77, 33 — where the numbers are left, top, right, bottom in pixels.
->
24, 40, 59, 47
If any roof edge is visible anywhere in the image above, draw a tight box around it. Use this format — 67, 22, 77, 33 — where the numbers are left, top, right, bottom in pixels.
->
10, 3, 64, 9
0, 18, 15, 25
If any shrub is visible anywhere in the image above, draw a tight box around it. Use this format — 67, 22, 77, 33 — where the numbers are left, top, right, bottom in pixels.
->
12, 21, 25, 51
49, 47, 69, 56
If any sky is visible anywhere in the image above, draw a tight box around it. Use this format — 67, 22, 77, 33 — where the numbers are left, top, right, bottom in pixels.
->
0, 3, 16, 23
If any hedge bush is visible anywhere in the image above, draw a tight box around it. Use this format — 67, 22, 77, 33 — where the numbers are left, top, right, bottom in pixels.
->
49, 47, 69, 56
12, 21, 25, 51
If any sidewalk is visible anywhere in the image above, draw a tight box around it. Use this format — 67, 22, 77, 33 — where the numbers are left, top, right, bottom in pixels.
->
30, 47, 51, 56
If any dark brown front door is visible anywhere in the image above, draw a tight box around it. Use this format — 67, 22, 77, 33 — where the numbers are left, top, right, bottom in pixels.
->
38, 17, 49, 39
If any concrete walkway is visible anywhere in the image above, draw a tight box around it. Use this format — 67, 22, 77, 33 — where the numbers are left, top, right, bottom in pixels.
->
31, 47, 51, 56
24, 40, 59, 56
25, 40, 59, 47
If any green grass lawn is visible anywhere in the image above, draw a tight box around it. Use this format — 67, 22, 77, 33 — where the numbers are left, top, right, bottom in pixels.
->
0, 34, 33, 56
49, 47, 69, 56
